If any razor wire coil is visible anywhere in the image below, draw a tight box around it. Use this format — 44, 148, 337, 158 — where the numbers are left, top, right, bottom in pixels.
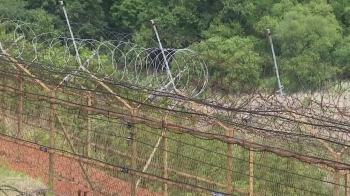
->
0, 20, 208, 98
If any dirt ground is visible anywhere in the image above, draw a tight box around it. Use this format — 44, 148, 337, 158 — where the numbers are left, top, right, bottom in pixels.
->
0, 137, 161, 196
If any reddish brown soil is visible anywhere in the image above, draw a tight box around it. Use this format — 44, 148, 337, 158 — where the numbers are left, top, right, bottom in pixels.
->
0, 137, 161, 196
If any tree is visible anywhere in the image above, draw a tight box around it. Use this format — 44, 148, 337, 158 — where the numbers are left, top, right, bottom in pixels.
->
329, 0, 350, 35
332, 35, 350, 79
24, 0, 106, 39
110, 0, 145, 33
110, 0, 224, 48
191, 36, 263, 93
255, 0, 342, 92
0, 0, 58, 35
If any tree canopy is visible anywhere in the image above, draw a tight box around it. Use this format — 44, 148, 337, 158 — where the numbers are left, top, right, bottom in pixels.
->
1, 0, 350, 93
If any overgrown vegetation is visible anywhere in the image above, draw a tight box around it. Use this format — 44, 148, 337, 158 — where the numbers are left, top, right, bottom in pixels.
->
0, 158, 47, 195
0, 64, 334, 195
1, 0, 350, 93
0, 0, 345, 195
0, 159, 26, 178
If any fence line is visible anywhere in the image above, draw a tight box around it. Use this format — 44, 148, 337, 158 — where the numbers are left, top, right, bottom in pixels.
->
0, 68, 348, 194
1, 80, 349, 172
0, 36, 349, 195
0, 133, 225, 195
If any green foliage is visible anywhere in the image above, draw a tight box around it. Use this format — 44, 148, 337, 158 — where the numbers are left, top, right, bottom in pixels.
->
3, 0, 350, 92
276, 1, 340, 57
332, 35, 350, 79
0, 61, 336, 195
330, 0, 350, 34
280, 52, 338, 92
110, 0, 145, 32
259, 0, 342, 92
254, 151, 332, 195
0, 1, 348, 194
0, 0, 348, 182
0, 159, 26, 178
191, 36, 263, 93
0, 0, 27, 19
24, 0, 106, 39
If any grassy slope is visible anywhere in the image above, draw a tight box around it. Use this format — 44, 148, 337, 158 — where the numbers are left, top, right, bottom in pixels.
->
0, 159, 46, 196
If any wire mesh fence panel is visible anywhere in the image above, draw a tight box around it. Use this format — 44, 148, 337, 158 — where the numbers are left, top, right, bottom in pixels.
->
252, 150, 333, 196
1, 19, 350, 196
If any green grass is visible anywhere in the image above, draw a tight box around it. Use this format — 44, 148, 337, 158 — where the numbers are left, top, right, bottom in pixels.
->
0, 158, 46, 196
0, 158, 25, 178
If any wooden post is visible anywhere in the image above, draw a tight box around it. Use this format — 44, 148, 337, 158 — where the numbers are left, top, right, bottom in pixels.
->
334, 154, 341, 196
345, 173, 349, 196
55, 113, 96, 195
249, 147, 254, 196
49, 90, 55, 190
131, 108, 137, 196
86, 91, 92, 178
334, 169, 340, 196
163, 127, 168, 196
17, 70, 23, 139
17, 70, 23, 161
87, 91, 91, 158
226, 128, 234, 194
136, 135, 163, 188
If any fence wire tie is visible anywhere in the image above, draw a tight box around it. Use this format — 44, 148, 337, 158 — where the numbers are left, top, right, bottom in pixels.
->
39, 146, 48, 153
120, 167, 129, 173
212, 192, 226, 196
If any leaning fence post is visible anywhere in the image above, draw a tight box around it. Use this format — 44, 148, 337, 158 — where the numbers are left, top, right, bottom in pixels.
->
49, 90, 55, 191
131, 108, 138, 196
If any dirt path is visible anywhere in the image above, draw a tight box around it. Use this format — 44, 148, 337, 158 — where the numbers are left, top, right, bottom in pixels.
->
0, 137, 161, 196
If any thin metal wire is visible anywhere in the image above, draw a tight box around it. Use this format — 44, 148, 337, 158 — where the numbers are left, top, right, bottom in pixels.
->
0, 20, 208, 98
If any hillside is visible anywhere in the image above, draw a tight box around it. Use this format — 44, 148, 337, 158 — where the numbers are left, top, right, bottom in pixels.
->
1, 0, 350, 93
0, 161, 46, 195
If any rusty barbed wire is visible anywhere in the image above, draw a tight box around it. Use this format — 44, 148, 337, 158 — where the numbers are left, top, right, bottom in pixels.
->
0, 51, 345, 196
0, 20, 208, 98
0, 19, 349, 196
